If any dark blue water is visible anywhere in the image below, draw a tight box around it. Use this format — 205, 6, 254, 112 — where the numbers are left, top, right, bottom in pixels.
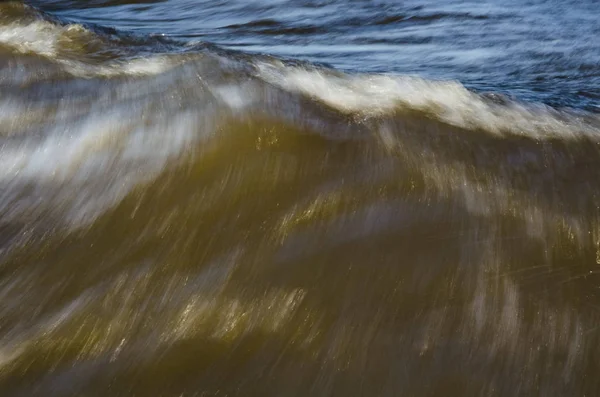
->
32, 0, 600, 110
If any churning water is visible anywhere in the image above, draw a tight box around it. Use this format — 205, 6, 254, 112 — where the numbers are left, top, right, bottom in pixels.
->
0, 0, 599, 395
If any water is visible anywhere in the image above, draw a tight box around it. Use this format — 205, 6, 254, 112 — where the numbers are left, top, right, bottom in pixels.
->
0, 0, 599, 395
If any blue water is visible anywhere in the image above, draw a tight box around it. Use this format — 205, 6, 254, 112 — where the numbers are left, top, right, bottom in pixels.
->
33, 0, 600, 110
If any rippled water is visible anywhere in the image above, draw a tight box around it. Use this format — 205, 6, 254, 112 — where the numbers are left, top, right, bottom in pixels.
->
0, 1, 599, 396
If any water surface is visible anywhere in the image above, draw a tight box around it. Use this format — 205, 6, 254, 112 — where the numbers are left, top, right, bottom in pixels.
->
0, 0, 599, 396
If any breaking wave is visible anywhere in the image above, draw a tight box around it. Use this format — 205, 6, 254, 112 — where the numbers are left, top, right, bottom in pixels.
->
1, 2, 600, 396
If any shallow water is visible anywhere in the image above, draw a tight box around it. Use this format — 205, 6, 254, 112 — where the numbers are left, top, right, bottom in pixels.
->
0, 1, 599, 396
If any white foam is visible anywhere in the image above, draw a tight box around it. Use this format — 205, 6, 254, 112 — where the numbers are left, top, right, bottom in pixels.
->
0, 21, 65, 57
257, 63, 600, 139
62, 55, 180, 78
0, 20, 180, 78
